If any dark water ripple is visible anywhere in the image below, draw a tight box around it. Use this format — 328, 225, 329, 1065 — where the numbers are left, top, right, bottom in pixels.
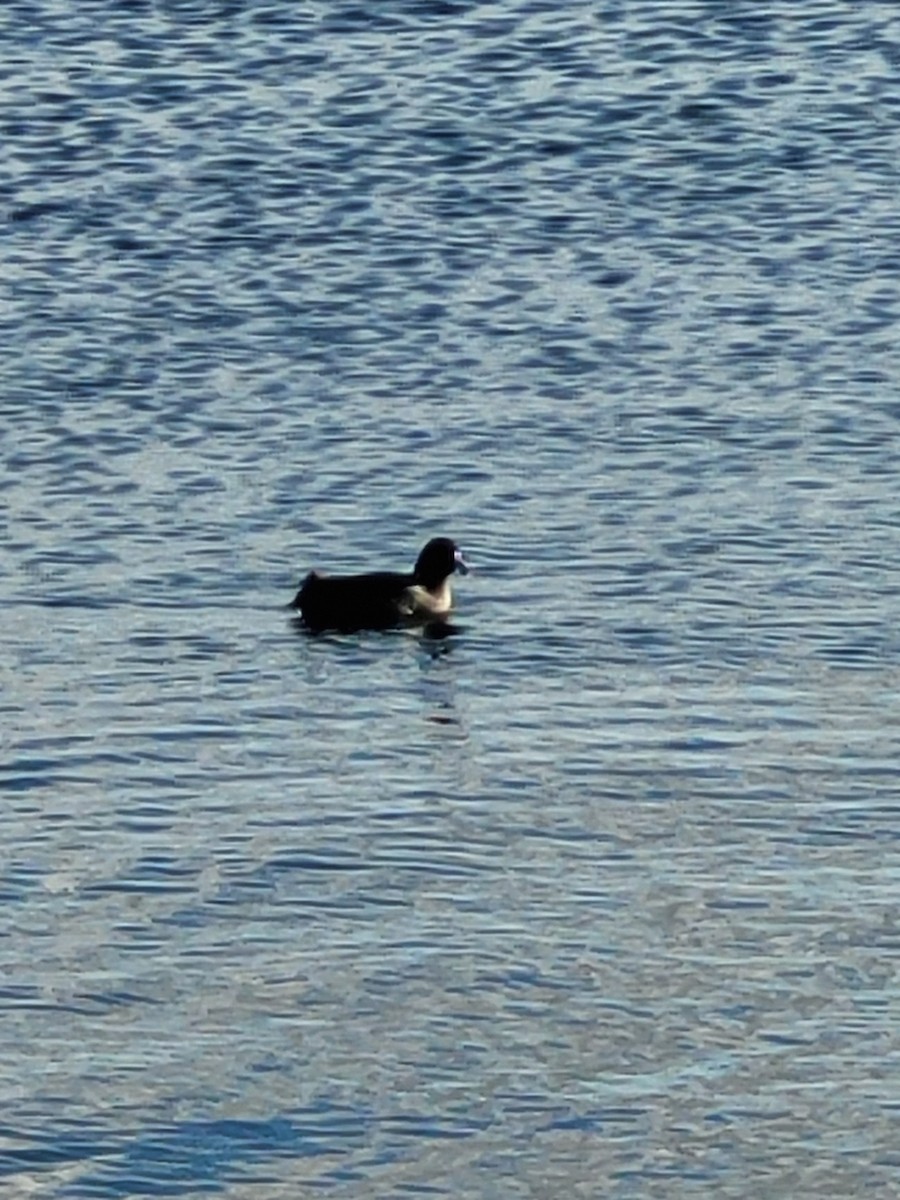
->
2, 0, 900, 1197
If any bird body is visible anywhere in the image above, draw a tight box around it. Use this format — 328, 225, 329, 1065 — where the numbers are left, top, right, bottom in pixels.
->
292, 537, 468, 632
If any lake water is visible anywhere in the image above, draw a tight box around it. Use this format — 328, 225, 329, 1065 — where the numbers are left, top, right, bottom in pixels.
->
2, 1, 900, 1196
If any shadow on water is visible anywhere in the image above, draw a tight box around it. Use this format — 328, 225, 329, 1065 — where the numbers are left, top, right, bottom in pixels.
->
288, 611, 464, 653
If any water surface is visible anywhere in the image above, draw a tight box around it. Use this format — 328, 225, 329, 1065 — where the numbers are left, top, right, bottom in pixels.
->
2, 1, 899, 1196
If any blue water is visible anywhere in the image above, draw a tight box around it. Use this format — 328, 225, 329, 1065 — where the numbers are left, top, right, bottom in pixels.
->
3, 2, 900, 1196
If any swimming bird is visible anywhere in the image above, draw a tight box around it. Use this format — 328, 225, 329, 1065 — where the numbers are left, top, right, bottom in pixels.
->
291, 537, 469, 632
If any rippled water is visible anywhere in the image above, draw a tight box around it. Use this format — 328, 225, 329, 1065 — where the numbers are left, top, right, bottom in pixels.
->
3, 1, 900, 1196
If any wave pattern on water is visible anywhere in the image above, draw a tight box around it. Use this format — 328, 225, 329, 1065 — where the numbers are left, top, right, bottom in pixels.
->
2, 1, 900, 1197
